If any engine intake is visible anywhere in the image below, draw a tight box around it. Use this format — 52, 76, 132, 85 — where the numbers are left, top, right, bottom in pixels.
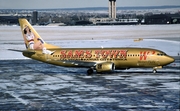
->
96, 62, 115, 73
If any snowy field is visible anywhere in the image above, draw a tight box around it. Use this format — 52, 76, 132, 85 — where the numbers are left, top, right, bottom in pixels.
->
0, 25, 180, 110
0, 24, 180, 59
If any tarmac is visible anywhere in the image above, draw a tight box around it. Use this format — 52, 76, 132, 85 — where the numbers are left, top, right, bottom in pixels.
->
0, 59, 179, 111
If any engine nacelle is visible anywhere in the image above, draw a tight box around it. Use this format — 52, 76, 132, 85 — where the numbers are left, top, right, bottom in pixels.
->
96, 62, 115, 73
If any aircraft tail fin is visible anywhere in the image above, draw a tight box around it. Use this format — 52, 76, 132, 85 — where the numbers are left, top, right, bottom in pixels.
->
19, 18, 59, 50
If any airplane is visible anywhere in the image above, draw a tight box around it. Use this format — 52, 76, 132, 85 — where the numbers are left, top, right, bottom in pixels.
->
9, 18, 175, 75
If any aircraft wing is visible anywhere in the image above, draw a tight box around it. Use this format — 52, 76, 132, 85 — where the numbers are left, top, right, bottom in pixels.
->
58, 60, 96, 68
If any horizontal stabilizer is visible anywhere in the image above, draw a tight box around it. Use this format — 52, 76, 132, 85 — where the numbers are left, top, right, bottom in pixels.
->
8, 49, 36, 54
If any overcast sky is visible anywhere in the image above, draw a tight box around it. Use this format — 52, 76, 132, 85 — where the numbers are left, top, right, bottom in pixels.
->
0, 0, 180, 9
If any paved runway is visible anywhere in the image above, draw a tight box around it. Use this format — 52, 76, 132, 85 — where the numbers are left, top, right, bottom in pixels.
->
0, 59, 179, 111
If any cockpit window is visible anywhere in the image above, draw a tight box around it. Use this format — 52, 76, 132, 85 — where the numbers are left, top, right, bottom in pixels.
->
157, 52, 166, 56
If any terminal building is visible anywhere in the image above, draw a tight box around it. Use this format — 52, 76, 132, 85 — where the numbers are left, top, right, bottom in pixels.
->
32, 11, 38, 25
144, 14, 180, 24
89, 0, 139, 25
0, 13, 31, 25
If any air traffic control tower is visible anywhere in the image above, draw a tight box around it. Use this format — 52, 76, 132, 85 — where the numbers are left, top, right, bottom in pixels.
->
109, 0, 116, 19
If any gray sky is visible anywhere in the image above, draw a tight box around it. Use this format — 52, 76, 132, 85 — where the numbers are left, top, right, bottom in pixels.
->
0, 0, 180, 9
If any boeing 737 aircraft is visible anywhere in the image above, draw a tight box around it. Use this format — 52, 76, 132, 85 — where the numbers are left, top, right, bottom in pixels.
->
9, 19, 174, 75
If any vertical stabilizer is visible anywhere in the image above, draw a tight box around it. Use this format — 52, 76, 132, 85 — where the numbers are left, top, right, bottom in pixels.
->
19, 18, 59, 50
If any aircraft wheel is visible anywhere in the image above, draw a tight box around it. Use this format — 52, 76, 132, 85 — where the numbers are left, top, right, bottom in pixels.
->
153, 69, 157, 73
87, 68, 93, 76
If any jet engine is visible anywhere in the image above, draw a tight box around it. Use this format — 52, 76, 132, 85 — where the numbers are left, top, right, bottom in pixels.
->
96, 62, 115, 73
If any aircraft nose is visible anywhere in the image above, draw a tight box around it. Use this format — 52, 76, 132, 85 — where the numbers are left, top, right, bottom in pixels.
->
166, 56, 175, 64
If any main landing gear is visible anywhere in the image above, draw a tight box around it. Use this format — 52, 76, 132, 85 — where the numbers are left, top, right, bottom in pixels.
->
153, 69, 157, 73
87, 68, 93, 76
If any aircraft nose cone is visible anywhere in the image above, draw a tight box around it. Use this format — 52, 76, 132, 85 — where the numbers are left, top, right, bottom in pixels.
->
167, 56, 175, 64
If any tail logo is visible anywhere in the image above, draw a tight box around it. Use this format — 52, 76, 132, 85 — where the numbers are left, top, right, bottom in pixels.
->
19, 19, 55, 55
23, 25, 44, 50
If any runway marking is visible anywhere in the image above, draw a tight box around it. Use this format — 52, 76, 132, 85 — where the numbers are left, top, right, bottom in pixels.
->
6, 91, 29, 105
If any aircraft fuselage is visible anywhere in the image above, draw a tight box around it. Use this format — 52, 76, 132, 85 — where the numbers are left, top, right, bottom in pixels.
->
23, 47, 174, 70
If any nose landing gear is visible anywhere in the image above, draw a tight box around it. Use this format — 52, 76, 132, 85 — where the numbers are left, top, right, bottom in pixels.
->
152, 66, 162, 73
153, 69, 157, 73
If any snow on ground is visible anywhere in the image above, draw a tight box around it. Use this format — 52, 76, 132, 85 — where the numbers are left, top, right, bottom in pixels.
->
0, 25, 179, 59
0, 39, 179, 60
0, 60, 179, 110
